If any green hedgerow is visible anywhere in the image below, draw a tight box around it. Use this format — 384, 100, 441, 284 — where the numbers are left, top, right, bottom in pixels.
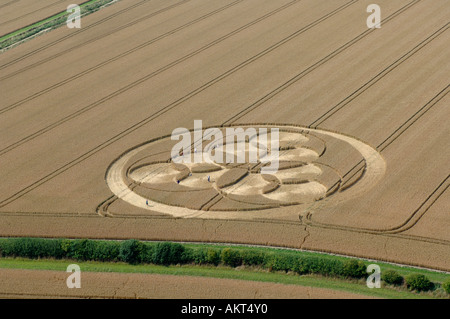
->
206, 248, 221, 265
294, 256, 311, 275
315, 258, 345, 277
153, 242, 185, 265
270, 253, 298, 272
241, 250, 265, 267
342, 259, 366, 279
221, 248, 242, 267
91, 241, 121, 262
140, 243, 156, 264
261, 252, 276, 270
119, 239, 143, 264
442, 279, 450, 294
69, 239, 98, 261
382, 270, 404, 286
0, 238, 64, 259
61, 239, 71, 255
405, 274, 433, 292
188, 248, 207, 264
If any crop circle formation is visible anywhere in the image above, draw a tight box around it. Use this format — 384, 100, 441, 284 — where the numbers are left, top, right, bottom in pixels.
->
106, 125, 386, 218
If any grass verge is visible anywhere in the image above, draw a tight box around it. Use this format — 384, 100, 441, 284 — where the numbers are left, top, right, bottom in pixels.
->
0, 0, 119, 50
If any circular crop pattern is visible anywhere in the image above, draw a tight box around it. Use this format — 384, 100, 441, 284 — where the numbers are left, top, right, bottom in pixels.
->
105, 125, 386, 218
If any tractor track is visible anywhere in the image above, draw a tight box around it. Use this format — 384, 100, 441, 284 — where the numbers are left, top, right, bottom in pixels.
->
0, 0, 296, 115
0, 0, 357, 174
221, 0, 421, 126
0, 0, 179, 71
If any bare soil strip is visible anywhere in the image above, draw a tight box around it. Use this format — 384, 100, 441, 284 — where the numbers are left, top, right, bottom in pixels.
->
0, 268, 375, 299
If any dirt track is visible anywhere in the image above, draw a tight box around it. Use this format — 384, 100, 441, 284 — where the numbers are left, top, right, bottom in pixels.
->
0, 268, 376, 299
0, 0, 448, 274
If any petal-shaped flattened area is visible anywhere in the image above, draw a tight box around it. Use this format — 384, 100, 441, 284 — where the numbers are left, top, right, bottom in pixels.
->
277, 161, 306, 170
279, 132, 309, 144
277, 148, 319, 162
222, 173, 273, 196
273, 163, 322, 183
261, 174, 281, 194
189, 163, 223, 173
216, 168, 248, 189
263, 181, 327, 204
